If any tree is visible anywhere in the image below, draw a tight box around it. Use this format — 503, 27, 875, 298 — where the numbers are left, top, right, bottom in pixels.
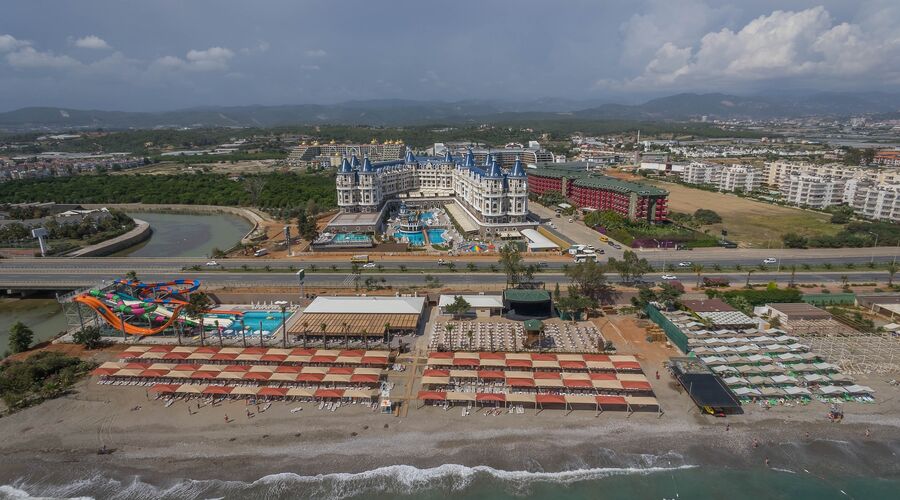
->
466, 262, 477, 273
630, 286, 657, 309
692, 263, 705, 288
73, 326, 103, 349
557, 294, 593, 322
8, 321, 34, 354
693, 209, 722, 225
466, 329, 474, 351
320, 322, 328, 348
553, 282, 561, 301
565, 260, 617, 306
445, 295, 471, 319
301, 321, 309, 348
184, 292, 213, 346
445, 323, 455, 350
608, 250, 652, 284
657, 283, 683, 310
782, 232, 808, 249
125, 270, 138, 282
244, 176, 266, 207
499, 243, 524, 286
888, 262, 899, 287
745, 269, 755, 288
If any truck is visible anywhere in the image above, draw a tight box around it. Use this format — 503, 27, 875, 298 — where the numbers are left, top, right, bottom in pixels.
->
350, 254, 370, 264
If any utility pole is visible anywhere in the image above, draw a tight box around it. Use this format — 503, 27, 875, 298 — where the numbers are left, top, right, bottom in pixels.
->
284, 226, 292, 256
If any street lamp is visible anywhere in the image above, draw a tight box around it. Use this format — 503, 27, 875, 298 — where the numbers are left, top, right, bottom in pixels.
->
274, 300, 288, 348
866, 231, 879, 264
296, 269, 306, 300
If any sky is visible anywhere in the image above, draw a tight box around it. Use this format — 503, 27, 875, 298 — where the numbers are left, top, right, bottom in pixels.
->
1, 0, 899, 111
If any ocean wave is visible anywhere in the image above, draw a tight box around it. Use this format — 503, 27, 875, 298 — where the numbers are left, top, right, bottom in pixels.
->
3, 463, 696, 500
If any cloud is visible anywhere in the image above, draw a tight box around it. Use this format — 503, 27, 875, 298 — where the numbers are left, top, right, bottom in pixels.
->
154, 46, 234, 72
6, 46, 80, 69
605, 6, 900, 90
73, 35, 111, 50
305, 48, 327, 58
0, 34, 30, 53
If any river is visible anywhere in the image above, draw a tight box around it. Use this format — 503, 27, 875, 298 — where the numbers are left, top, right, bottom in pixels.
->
114, 211, 252, 258
0, 297, 67, 354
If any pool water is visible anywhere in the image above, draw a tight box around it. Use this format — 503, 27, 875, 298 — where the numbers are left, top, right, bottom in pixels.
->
228, 310, 293, 332
333, 233, 371, 243
394, 229, 446, 246
419, 211, 435, 221
395, 230, 426, 246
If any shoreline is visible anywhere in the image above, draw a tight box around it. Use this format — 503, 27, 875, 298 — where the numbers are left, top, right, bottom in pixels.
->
2, 378, 899, 490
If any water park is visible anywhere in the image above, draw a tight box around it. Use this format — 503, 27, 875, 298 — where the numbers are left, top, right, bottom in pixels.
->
62, 278, 298, 344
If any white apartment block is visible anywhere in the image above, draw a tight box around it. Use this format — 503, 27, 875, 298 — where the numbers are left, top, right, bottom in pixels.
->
779, 174, 846, 209
336, 149, 528, 225
845, 181, 900, 222
681, 163, 762, 192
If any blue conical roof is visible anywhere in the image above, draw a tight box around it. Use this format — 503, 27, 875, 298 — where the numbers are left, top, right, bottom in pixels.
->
443, 150, 453, 163
487, 160, 503, 178
339, 157, 352, 173
405, 148, 417, 164
351, 155, 361, 168
510, 157, 526, 177
464, 149, 475, 167
484, 153, 493, 166
361, 155, 374, 172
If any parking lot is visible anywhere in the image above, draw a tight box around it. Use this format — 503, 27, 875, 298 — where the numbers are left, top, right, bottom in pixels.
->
528, 202, 625, 259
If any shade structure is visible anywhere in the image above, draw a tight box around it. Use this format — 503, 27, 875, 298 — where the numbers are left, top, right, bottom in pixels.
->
506, 359, 533, 368
506, 378, 536, 388
215, 371, 244, 380
323, 374, 352, 383
211, 352, 238, 361
621, 381, 653, 391
477, 370, 505, 380
162, 352, 189, 360
148, 383, 178, 393
505, 393, 536, 404
560, 360, 587, 369
480, 352, 505, 360
230, 386, 259, 395
536, 394, 566, 405
446, 391, 476, 402
350, 374, 380, 384
452, 358, 480, 367
242, 372, 271, 381
596, 395, 627, 406
242, 347, 269, 354
269, 372, 299, 382
296, 373, 326, 383
327, 366, 354, 375
174, 363, 202, 371
310, 355, 337, 363
202, 386, 234, 395
260, 354, 287, 362
612, 361, 642, 370
140, 369, 169, 378
147, 345, 170, 353
535, 379, 565, 388
564, 395, 597, 406
124, 362, 150, 369
423, 369, 450, 377
175, 384, 203, 394
589, 372, 617, 381
257, 387, 288, 397
533, 371, 561, 379
360, 356, 389, 365
563, 379, 592, 389
314, 388, 345, 399
344, 389, 377, 399
194, 346, 219, 354
476, 393, 506, 403
189, 371, 217, 380
286, 387, 315, 397
420, 376, 450, 386
274, 365, 302, 373
418, 390, 447, 401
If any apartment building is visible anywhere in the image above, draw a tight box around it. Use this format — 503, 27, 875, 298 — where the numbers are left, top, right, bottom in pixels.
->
680, 163, 762, 192
874, 150, 900, 167
779, 174, 846, 209
845, 180, 900, 221
289, 140, 406, 166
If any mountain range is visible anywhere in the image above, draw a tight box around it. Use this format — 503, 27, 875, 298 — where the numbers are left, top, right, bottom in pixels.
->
2, 92, 899, 132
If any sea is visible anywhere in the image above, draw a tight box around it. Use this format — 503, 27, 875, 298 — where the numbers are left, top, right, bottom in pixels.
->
2, 464, 898, 499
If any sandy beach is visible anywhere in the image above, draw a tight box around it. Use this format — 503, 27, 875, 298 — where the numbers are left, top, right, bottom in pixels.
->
2, 358, 899, 495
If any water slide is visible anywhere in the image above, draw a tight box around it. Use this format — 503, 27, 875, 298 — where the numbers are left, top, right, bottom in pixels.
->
76, 277, 241, 336
73, 295, 184, 336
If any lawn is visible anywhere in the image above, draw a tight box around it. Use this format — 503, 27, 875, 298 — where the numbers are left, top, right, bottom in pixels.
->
644, 179, 844, 248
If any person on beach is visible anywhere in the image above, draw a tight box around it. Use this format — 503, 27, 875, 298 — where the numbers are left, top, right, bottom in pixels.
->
752, 438, 759, 448
865, 428, 871, 438
765, 457, 770, 467
726, 424, 730, 431
224, 414, 229, 423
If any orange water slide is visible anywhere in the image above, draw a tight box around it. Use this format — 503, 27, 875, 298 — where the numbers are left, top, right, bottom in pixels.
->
73, 295, 185, 336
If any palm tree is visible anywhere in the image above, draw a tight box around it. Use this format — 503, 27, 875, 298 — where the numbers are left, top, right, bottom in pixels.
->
466, 329, 474, 351
301, 321, 309, 348
215, 320, 223, 347
342, 321, 350, 347
788, 264, 797, 288
888, 262, 899, 287
692, 263, 705, 288
384, 322, 392, 348
466, 262, 477, 272
745, 269, 755, 288
445, 323, 455, 350
184, 292, 213, 346
362, 328, 369, 349
320, 322, 328, 348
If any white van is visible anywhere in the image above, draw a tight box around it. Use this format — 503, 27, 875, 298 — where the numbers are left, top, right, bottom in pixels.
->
568, 244, 586, 255
254, 248, 269, 257
573, 252, 597, 263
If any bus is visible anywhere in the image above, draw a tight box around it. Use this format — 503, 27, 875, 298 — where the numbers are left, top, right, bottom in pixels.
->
573, 252, 598, 263
350, 254, 370, 264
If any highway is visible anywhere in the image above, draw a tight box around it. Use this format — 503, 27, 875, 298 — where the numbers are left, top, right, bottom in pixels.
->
0, 269, 889, 291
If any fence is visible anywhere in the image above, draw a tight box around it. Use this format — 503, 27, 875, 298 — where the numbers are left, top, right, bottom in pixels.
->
802, 293, 856, 306
644, 304, 690, 353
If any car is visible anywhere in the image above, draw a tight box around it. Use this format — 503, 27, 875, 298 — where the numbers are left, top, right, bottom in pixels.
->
568, 218, 574, 223
205, 260, 218, 266
677, 261, 692, 267
437, 259, 448, 265
362, 262, 376, 268
763, 257, 777, 264
661, 274, 678, 280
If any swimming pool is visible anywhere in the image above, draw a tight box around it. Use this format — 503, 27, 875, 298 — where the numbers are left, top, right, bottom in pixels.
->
419, 211, 435, 221
229, 310, 293, 332
333, 233, 371, 243
427, 229, 446, 244
394, 230, 426, 246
